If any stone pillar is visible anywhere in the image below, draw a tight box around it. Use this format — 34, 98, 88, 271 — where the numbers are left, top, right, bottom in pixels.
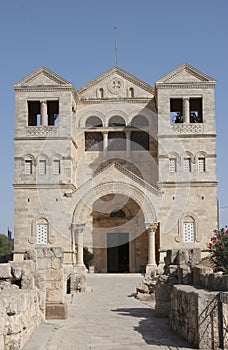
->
75, 223, 85, 266
126, 131, 131, 159
103, 131, 108, 158
183, 97, 190, 123
145, 222, 158, 275
40, 100, 48, 126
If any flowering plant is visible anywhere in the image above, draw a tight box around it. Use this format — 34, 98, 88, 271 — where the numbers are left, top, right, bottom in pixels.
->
208, 228, 228, 274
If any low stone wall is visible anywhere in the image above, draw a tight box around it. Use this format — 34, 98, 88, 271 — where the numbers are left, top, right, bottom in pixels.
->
0, 261, 44, 350
170, 285, 228, 349
193, 265, 228, 290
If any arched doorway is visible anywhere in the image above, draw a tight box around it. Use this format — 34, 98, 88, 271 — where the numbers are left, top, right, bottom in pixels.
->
71, 162, 161, 274
92, 194, 148, 273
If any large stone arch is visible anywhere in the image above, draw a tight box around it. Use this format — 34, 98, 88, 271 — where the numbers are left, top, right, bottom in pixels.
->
72, 181, 157, 225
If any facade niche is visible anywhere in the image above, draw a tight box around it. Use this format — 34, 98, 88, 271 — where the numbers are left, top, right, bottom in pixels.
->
131, 115, 149, 128
108, 116, 126, 127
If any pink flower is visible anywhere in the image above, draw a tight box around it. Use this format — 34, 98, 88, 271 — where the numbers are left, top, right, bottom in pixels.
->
208, 243, 213, 249
220, 244, 225, 250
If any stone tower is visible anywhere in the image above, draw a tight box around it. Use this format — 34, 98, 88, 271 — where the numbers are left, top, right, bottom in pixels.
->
13, 64, 218, 273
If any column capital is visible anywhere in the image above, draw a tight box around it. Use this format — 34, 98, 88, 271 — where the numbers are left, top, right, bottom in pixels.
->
71, 223, 85, 233
145, 222, 158, 233
40, 99, 47, 104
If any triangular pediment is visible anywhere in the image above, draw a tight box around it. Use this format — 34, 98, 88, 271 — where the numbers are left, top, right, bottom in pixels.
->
78, 66, 154, 99
79, 161, 160, 196
14, 66, 73, 88
156, 64, 216, 85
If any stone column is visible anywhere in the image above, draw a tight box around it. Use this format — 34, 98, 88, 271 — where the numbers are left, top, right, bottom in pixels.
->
40, 100, 48, 126
103, 131, 108, 158
183, 97, 190, 123
126, 130, 131, 159
145, 222, 158, 275
75, 223, 85, 266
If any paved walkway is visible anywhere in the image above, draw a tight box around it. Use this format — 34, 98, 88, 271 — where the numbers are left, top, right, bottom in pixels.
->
23, 274, 194, 350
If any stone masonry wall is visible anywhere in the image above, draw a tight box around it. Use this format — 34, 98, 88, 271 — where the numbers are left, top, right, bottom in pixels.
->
0, 261, 44, 350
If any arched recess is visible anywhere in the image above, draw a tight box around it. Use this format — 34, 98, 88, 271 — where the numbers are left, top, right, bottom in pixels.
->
72, 181, 157, 225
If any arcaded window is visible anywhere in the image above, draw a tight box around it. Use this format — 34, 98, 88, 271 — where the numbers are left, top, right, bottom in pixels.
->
108, 132, 126, 151
184, 158, 191, 172
98, 88, 104, 98
85, 116, 103, 128
198, 157, 206, 172
183, 217, 195, 243
169, 158, 177, 173
37, 220, 48, 244
190, 98, 202, 123
28, 101, 41, 126
85, 132, 103, 151
47, 101, 59, 126
25, 160, 33, 175
39, 160, 46, 175
131, 131, 149, 150
53, 159, 61, 175
170, 98, 183, 124
108, 116, 126, 127
131, 115, 149, 128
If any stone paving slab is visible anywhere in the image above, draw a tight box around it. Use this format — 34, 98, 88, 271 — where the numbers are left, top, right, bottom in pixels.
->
23, 274, 194, 350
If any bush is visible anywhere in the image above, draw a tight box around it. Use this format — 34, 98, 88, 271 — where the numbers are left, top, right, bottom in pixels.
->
0, 234, 13, 257
208, 228, 228, 273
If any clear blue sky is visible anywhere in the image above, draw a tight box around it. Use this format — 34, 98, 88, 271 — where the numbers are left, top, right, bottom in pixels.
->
0, 0, 227, 234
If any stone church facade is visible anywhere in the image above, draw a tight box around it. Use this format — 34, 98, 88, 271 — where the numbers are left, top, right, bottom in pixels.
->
13, 64, 218, 274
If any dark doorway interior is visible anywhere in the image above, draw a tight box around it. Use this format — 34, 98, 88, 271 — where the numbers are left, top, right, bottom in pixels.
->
107, 233, 129, 273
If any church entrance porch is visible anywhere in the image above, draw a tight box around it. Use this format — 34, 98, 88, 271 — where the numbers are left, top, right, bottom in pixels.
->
107, 232, 129, 273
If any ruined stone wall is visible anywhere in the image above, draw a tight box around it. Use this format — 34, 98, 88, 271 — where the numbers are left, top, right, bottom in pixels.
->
0, 261, 44, 350
170, 285, 228, 349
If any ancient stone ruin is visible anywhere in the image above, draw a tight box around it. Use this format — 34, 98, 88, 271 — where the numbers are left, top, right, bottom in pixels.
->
0, 247, 85, 350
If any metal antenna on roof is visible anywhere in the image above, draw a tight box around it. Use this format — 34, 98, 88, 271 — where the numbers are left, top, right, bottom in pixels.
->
114, 26, 118, 66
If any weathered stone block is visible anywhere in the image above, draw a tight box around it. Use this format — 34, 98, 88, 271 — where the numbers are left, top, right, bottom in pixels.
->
0, 264, 11, 279
45, 303, 67, 319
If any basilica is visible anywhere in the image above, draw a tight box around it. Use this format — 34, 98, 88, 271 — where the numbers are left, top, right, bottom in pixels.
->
13, 63, 218, 274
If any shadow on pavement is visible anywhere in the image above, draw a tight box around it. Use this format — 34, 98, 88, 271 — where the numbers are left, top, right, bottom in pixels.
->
112, 307, 192, 348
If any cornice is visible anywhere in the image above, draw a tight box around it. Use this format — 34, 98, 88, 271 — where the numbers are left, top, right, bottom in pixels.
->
156, 83, 215, 89
13, 183, 76, 190
158, 133, 216, 139
78, 97, 152, 105
14, 86, 74, 92
158, 181, 218, 187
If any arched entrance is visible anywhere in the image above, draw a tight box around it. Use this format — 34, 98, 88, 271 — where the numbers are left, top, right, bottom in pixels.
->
71, 162, 162, 274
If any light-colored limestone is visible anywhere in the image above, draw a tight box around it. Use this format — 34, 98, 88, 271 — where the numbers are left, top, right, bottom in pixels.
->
13, 64, 218, 274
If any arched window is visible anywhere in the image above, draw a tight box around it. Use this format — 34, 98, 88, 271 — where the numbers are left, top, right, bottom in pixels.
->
108, 116, 126, 127
169, 158, 177, 173
36, 218, 49, 244
98, 88, 104, 98
131, 115, 149, 128
198, 157, 206, 172
53, 159, 61, 174
129, 87, 134, 98
85, 116, 103, 128
110, 209, 126, 218
85, 132, 103, 151
108, 132, 126, 151
183, 216, 195, 243
184, 157, 192, 173
131, 131, 149, 150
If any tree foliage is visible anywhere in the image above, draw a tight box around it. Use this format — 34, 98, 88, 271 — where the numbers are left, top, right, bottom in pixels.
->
0, 234, 13, 257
